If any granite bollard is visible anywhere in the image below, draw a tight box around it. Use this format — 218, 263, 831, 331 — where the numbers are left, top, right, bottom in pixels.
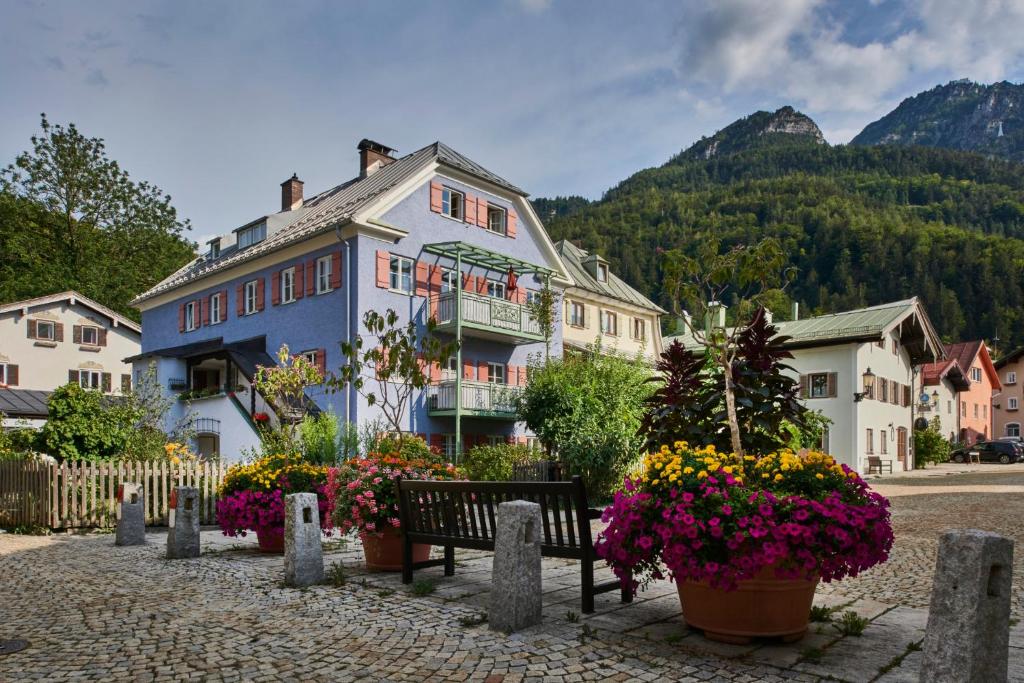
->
166, 486, 200, 559
921, 529, 1013, 683
285, 492, 324, 587
489, 500, 543, 633
115, 482, 146, 546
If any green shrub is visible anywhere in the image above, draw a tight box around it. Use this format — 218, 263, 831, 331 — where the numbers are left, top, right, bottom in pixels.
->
299, 411, 340, 465
39, 384, 135, 460
462, 443, 534, 481
914, 417, 950, 468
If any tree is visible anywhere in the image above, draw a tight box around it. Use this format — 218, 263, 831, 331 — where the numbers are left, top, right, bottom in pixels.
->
525, 282, 559, 359
913, 417, 951, 468
330, 309, 457, 436
0, 114, 194, 318
661, 237, 795, 455
253, 344, 324, 455
39, 384, 136, 461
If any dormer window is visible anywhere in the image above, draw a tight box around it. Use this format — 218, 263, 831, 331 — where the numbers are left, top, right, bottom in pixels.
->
208, 239, 221, 260
237, 221, 267, 250
597, 263, 609, 283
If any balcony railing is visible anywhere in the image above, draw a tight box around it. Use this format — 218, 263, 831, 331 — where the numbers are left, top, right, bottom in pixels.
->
434, 292, 543, 342
427, 380, 523, 419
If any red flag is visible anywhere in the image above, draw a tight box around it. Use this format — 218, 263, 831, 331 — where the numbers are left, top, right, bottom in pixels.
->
506, 266, 518, 292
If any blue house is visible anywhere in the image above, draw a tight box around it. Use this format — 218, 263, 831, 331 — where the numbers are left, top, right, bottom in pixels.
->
129, 140, 573, 461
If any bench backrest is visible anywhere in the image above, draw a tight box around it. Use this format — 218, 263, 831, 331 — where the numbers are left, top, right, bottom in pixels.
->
396, 475, 594, 559
867, 456, 882, 465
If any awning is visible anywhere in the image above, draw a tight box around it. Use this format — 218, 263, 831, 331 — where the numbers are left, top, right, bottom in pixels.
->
0, 388, 51, 420
423, 241, 557, 278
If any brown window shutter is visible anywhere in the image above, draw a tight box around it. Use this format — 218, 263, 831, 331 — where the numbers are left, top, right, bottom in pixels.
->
236, 284, 245, 316
121, 374, 131, 393
903, 384, 911, 407
68, 369, 79, 384
7, 365, 18, 386
96, 328, 106, 346
272, 271, 281, 305
256, 278, 266, 311
201, 297, 211, 325
101, 372, 111, 393
73, 325, 82, 344
220, 291, 228, 316
798, 375, 808, 399
294, 263, 305, 299
27, 319, 36, 339
827, 372, 838, 398
54, 323, 64, 342
331, 252, 342, 289
315, 349, 326, 377
305, 260, 316, 296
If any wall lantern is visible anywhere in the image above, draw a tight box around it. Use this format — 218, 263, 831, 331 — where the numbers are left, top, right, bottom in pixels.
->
931, 390, 939, 406
854, 367, 875, 402
888, 422, 896, 440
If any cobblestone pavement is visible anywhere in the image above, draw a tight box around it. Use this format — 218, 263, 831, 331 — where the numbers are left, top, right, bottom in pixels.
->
1, 466, 1022, 682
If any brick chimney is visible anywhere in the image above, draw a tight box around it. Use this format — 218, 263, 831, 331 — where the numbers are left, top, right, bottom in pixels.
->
358, 139, 396, 177
281, 174, 303, 211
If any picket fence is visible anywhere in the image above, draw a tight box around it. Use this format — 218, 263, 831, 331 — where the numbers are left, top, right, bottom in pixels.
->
0, 459, 226, 529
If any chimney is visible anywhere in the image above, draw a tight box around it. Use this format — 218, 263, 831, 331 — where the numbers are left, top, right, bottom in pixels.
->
280, 174, 303, 212
358, 139, 397, 177
791, 301, 800, 321
763, 308, 773, 324
705, 301, 726, 335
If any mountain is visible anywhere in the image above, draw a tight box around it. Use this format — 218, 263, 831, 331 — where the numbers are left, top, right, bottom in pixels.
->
852, 80, 1024, 162
535, 108, 1024, 348
675, 106, 825, 162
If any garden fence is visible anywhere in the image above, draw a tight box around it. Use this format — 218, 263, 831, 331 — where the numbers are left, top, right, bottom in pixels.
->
0, 458, 226, 529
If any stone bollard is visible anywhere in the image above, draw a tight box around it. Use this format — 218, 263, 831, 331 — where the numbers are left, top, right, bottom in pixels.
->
920, 529, 1013, 683
489, 500, 543, 633
284, 492, 325, 587
166, 486, 200, 559
115, 482, 146, 546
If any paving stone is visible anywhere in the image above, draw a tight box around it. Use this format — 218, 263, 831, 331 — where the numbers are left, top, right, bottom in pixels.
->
793, 620, 924, 682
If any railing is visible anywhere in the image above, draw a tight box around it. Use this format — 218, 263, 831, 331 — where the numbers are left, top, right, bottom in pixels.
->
193, 418, 221, 435
435, 292, 542, 339
427, 380, 523, 417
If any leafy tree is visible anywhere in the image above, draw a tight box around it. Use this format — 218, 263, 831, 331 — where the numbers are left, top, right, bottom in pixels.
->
0, 114, 194, 318
517, 347, 652, 498
913, 417, 951, 468
39, 384, 135, 461
253, 344, 324, 454
525, 282, 559, 359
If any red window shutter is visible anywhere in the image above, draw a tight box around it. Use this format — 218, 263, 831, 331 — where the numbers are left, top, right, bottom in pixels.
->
520, 367, 529, 386
428, 265, 442, 293
376, 250, 390, 288
429, 361, 441, 382
331, 252, 343, 290
219, 290, 228, 316
507, 364, 516, 385
6, 365, 18, 386
27, 319, 36, 339
68, 369, 79, 384
202, 296, 212, 325
463, 359, 475, 380
464, 194, 477, 224
256, 278, 266, 311
236, 284, 245, 316
477, 198, 489, 228
294, 264, 304, 299
518, 289, 527, 304
98, 328, 108, 346
101, 373, 111, 393
272, 271, 281, 305
507, 208, 517, 238
478, 361, 489, 381
178, 305, 185, 332
315, 349, 326, 377
430, 434, 445, 451
415, 262, 429, 297
476, 276, 488, 294
462, 273, 472, 292
517, 436, 527, 446
429, 181, 443, 212
305, 260, 316, 297
54, 323, 64, 342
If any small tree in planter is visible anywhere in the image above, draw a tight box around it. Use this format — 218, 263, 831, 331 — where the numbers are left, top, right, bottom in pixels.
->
253, 344, 323, 455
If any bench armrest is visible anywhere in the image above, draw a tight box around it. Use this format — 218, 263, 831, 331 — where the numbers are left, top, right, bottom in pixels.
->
587, 508, 603, 520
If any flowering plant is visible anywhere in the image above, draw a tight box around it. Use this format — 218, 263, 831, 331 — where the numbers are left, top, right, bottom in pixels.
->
216, 454, 333, 538
329, 453, 463, 536
596, 442, 893, 594
252, 412, 270, 424
163, 442, 198, 465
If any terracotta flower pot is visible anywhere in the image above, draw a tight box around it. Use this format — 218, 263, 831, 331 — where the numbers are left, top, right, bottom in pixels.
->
677, 566, 818, 644
256, 527, 285, 554
360, 528, 430, 571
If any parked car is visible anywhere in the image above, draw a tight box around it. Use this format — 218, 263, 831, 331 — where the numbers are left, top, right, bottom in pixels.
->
950, 440, 1024, 465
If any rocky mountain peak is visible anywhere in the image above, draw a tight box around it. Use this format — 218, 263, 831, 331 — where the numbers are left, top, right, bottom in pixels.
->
674, 106, 825, 162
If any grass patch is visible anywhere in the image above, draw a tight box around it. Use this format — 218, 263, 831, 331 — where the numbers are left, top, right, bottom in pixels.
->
663, 633, 686, 644
2, 524, 52, 536
458, 613, 488, 627
325, 562, 347, 587
809, 605, 835, 622
376, 588, 395, 598
833, 610, 869, 637
565, 610, 580, 623
411, 579, 436, 596
800, 646, 824, 663
877, 640, 923, 677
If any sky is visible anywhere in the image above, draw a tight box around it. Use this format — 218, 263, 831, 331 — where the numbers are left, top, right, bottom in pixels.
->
3, 0, 1024, 246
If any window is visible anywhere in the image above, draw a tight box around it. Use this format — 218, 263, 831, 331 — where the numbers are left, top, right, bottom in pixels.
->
441, 269, 457, 294
487, 280, 506, 299
488, 435, 505, 446
486, 205, 506, 234
298, 350, 318, 367
877, 339, 885, 350
601, 310, 618, 336
210, 294, 222, 325
79, 370, 102, 390
947, 400, 952, 414
526, 290, 541, 307
1008, 423, 1021, 438
597, 263, 608, 282
569, 301, 585, 327
1007, 371, 1017, 385
443, 434, 456, 458
441, 188, 464, 220
244, 280, 259, 315
892, 339, 899, 356
208, 240, 220, 260
80, 325, 99, 345
971, 367, 982, 383
866, 428, 874, 454
317, 255, 333, 294
185, 302, 197, 331
526, 436, 542, 452
442, 356, 458, 380
809, 373, 829, 399
0, 363, 7, 385
632, 318, 646, 341
487, 362, 505, 385
880, 430, 888, 455
974, 403, 979, 418
879, 378, 888, 403
984, 404, 988, 419
35, 320, 55, 341
389, 256, 413, 294
281, 267, 296, 304
237, 221, 266, 249
961, 401, 967, 416
1010, 397, 1019, 410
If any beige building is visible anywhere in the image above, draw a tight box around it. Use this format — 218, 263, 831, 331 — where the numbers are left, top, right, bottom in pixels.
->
994, 347, 1024, 439
0, 292, 141, 408
555, 240, 665, 363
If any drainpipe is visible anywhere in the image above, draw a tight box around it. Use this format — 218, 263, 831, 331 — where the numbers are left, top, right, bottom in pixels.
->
455, 247, 463, 463
334, 225, 354, 440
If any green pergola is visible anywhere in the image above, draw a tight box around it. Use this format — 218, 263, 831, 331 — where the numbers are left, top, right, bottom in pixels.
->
422, 241, 555, 459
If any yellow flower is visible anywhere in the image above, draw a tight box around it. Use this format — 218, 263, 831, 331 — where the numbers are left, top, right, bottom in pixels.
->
683, 466, 694, 475
816, 473, 824, 480
774, 473, 784, 482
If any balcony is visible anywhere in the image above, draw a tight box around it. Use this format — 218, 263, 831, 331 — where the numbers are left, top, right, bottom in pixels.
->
427, 380, 523, 419
433, 291, 543, 343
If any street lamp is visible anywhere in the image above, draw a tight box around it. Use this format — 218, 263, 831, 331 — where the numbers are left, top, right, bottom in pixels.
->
854, 367, 875, 402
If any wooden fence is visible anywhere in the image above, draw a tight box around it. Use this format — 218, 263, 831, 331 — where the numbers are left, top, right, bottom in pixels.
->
0, 459, 226, 529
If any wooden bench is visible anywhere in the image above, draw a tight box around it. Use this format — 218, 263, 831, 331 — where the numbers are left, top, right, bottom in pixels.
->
396, 475, 631, 613
866, 456, 893, 474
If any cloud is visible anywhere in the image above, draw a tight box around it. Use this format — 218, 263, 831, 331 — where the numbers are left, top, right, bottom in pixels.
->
85, 68, 109, 87
518, 0, 552, 11
44, 56, 64, 71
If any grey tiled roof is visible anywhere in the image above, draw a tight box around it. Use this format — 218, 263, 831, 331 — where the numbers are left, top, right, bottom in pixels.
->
555, 240, 665, 313
0, 388, 51, 419
132, 142, 524, 305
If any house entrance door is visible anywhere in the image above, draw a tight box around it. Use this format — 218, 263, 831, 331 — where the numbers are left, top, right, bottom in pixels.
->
897, 427, 908, 470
